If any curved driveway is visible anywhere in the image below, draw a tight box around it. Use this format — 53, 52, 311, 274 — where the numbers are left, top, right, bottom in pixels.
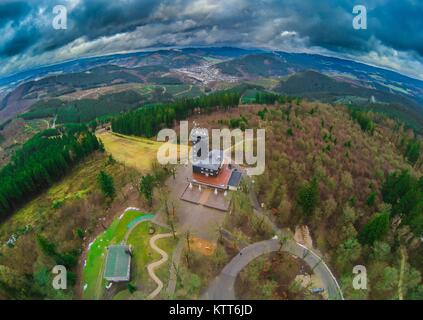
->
202, 238, 343, 300
202, 181, 344, 300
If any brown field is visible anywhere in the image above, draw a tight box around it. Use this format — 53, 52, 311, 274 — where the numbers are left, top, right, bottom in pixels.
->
59, 83, 142, 100
96, 131, 162, 172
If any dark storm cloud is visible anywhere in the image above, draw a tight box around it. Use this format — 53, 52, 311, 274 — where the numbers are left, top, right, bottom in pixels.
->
279, 0, 423, 56
0, 0, 422, 78
0, 1, 30, 28
371, 1, 423, 56
0, 26, 39, 57
30, 0, 160, 54
0, 1, 36, 57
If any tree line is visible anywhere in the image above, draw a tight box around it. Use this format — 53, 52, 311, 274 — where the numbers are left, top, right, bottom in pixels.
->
254, 92, 302, 105
350, 109, 375, 134
21, 90, 144, 124
111, 92, 241, 137
0, 125, 101, 220
381, 170, 423, 235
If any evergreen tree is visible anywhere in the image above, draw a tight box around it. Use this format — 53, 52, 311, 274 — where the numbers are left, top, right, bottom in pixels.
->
381, 171, 423, 234
359, 211, 390, 245
296, 177, 319, 217
97, 171, 116, 200
366, 191, 377, 207
112, 92, 241, 137
0, 126, 100, 221
405, 139, 420, 165
139, 174, 156, 206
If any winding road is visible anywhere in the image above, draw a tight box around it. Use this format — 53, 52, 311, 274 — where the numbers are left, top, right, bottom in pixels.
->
202, 238, 342, 300
202, 181, 344, 300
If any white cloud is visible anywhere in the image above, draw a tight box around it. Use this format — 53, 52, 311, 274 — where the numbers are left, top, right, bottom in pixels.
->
280, 31, 297, 38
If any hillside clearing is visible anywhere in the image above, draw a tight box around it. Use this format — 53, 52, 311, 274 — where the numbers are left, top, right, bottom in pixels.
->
96, 131, 162, 172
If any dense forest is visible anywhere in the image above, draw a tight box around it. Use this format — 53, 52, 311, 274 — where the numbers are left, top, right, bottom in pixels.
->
178, 100, 423, 300
1, 81, 422, 300
249, 102, 423, 299
20, 90, 146, 124
0, 125, 101, 221
112, 92, 241, 137
254, 91, 301, 105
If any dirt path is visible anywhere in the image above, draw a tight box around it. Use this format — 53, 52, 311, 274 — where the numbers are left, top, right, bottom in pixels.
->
147, 233, 173, 299
123, 215, 154, 243
175, 85, 193, 96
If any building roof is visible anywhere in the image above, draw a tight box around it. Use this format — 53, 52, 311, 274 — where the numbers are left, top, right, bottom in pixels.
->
192, 149, 224, 171
190, 128, 208, 141
104, 245, 131, 282
192, 164, 232, 189
228, 170, 243, 187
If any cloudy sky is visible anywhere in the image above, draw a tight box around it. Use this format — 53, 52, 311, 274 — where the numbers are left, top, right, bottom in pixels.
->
1, 0, 423, 79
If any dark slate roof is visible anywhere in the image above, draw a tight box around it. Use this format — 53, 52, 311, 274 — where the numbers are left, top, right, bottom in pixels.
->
228, 170, 243, 187
192, 149, 223, 171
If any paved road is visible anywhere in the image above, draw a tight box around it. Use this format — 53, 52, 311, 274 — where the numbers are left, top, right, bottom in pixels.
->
203, 238, 343, 300
249, 181, 343, 300
202, 181, 344, 300
203, 239, 279, 299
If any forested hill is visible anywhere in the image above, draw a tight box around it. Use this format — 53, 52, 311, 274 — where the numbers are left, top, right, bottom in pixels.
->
111, 92, 241, 137
249, 102, 423, 299
111, 90, 306, 138
0, 125, 101, 221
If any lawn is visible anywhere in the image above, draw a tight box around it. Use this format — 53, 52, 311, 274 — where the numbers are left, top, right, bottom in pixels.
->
82, 209, 177, 300
162, 84, 191, 95
168, 84, 203, 98
96, 131, 162, 172
118, 222, 177, 299
136, 84, 156, 96
82, 210, 153, 299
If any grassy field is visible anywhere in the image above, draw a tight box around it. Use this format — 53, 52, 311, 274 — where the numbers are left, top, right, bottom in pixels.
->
83, 209, 177, 300
97, 131, 191, 172
0, 151, 144, 299
83, 210, 151, 299
96, 131, 162, 172
114, 223, 177, 300
170, 85, 203, 98
246, 78, 280, 89
240, 88, 262, 104
0, 118, 49, 167
133, 84, 203, 99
